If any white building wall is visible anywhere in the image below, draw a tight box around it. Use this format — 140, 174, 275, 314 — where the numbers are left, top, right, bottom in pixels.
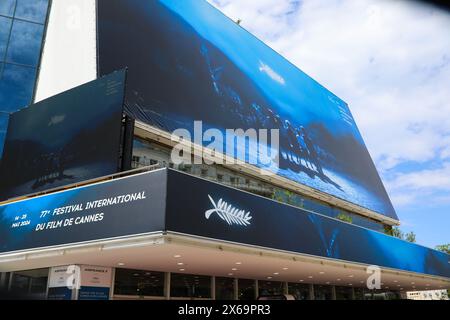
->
34, 0, 97, 102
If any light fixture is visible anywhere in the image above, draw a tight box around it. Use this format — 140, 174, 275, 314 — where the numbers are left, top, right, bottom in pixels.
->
274, 272, 279, 275
235, 262, 242, 265
177, 262, 184, 266
308, 276, 313, 279
228, 273, 234, 276
283, 268, 289, 270
118, 262, 125, 266
348, 275, 354, 278
232, 268, 238, 271
179, 268, 185, 272
319, 271, 325, 274
299, 280, 304, 282
348, 284, 353, 286
393, 280, 398, 283
174, 255, 182, 258
337, 278, 341, 281
267, 276, 273, 280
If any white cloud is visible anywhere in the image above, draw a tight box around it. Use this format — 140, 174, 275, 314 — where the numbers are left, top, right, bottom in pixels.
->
259, 61, 286, 85
208, 0, 450, 210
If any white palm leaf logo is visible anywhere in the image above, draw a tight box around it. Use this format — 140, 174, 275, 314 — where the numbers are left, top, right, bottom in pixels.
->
205, 195, 252, 226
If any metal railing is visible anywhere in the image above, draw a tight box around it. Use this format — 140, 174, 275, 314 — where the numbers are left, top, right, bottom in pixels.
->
0, 163, 163, 206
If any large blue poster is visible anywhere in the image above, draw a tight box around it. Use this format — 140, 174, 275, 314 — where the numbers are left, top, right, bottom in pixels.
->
97, 0, 397, 219
165, 170, 450, 279
0, 70, 126, 201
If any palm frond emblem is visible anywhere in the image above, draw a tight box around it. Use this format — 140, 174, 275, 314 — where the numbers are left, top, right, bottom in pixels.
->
205, 195, 252, 226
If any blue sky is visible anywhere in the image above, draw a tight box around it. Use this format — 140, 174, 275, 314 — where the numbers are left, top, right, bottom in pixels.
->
208, 0, 450, 249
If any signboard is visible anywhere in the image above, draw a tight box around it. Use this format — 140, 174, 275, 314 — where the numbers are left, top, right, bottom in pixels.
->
97, 0, 397, 220
78, 265, 112, 300
165, 170, 450, 278
47, 265, 112, 300
48, 266, 74, 300
0, 70, 127, 201
0, 169, 167, 254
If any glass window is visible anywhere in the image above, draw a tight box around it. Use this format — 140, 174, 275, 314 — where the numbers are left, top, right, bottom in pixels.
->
171, 273, 211, 299
0, 112, 9, 158
336, 286, 353, 300
354, 287, 366, 300
15, 0, 48, 24
288, 282, 310, 300
6, 20, 44, 66
9, 268, 48, 299
0, 0, 16, 17
303, 198, 334, 218
0, 63, 36, 112
238, 279, 255, 301
0, 17, 12, 59
215, 277, 234, 300
314, 284, 333, 300
113, 269, 164, 297
258, 280, 284, 297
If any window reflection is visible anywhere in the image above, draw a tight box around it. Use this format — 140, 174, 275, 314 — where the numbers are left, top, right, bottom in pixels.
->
114, 268, 164, 297
0, 63, 36, 112
215, 277, 234, 300
0, 16, 12, 59
335, 286, 353, 300
314, 284, 333, 300
0, 0, 16, 17
238, 279, 255, 300
9, 268, 49, 300
170, 273, 211, 299
288, 282, 310, 300
6, 20, 44, 66
258, 280, 284, 297
15, 0, 49, 24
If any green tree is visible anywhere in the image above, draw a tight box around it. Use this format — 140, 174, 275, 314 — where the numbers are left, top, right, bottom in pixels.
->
385, 227, 416, 243
391, 226, 404, 239
404, 232, 416, 243
336, 212, 353, 224
435, 244, 450, 254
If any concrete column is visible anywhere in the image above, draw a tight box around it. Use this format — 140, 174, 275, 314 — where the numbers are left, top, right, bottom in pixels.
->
164, 272, 171, 300
27, 278, 33, 295
8, 272, 14, 291
351, 287, 356, 300
331, 285, 337, 300
45, 269, 51, 300
109, 268, 116, 301
233, 278, 239, 300
309, 283, 315, 300
211, 276, 216, 300
284, 282, 289, 295
255, 280, 259, 300
0, 273, 7, 290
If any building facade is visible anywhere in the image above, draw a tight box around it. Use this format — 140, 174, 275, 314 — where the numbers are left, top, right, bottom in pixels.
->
0, 0, 449, 300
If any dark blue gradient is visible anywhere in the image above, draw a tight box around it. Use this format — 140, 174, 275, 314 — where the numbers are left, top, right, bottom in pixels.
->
98, 0, 398, 219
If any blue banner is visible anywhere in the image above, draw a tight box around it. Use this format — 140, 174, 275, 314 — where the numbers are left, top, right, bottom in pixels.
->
0, 169, 167, 253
